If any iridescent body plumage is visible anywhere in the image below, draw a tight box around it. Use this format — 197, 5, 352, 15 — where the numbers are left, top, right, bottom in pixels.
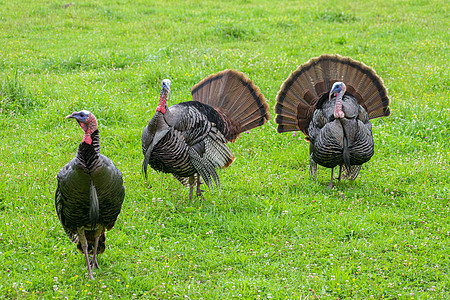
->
275, 54, 390, 187
55, 111, 125, 280
142, 70, 271, 199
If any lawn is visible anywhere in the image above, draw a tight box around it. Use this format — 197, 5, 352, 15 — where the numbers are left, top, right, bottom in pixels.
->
0, 0, 449, 298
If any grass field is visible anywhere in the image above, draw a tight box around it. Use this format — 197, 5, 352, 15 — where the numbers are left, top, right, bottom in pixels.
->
1, 0, 449, 298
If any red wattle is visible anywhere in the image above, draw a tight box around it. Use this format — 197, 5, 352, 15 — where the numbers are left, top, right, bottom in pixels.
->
83, 134, 92, 145
156, 105, 166, 114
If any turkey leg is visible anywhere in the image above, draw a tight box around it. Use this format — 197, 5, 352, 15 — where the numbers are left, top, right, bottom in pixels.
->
328, 168, 335, 189
78, 230, 95, 280
90, 235, 100, 269
196, 178, 205, 201
338, 165, 343, 182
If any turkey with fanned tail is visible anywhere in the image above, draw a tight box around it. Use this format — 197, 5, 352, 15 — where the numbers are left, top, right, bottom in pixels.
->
142, 70, 271, 200
275, 54, 390, 187
55, 110, 125, 280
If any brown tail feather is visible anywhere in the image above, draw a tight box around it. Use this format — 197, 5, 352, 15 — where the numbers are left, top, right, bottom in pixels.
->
191, 69, 271, 139
77, 230, 106, 255
275, 54, 390, 135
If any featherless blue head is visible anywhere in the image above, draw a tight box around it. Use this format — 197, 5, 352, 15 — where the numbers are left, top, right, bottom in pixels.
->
330, 82, 344, 94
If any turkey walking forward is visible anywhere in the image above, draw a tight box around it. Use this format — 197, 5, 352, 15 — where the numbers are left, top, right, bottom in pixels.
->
55, 110, 125, 280
142, 70, 271, 199
275, 54, 390, 187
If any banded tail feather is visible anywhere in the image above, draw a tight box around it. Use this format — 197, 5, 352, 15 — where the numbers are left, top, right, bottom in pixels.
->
191, 69, 271, 135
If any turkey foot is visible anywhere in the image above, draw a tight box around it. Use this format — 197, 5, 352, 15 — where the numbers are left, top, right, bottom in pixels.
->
196, 189, 205, 201
189, 186, 205, 201
90, 257, 100, 269
90, 235, 100, 269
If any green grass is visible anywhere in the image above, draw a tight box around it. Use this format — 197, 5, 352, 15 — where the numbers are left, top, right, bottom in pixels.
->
0, 0, 449, 298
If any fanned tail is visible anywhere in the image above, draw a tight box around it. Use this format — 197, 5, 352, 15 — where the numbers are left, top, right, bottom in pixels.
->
275, 54, 391, 136
191, 69, 271, 140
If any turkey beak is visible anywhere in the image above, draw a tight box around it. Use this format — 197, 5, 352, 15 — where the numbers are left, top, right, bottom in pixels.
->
162, 86, 170, 95
65, 112, 85, 124
329, 92, 337, 102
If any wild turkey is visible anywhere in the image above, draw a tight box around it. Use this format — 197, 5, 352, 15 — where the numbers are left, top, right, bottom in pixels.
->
142, 70, 270, 199
55, 110, 125, 280
275, 54, 390, 187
